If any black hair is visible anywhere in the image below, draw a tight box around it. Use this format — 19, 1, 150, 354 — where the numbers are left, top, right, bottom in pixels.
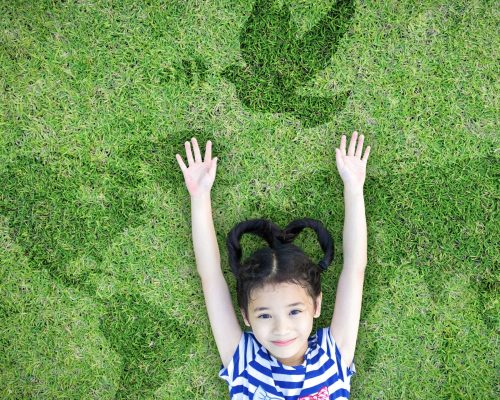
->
226, 218, 334, 318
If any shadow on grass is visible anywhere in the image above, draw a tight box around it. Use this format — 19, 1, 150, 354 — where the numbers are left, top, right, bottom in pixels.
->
222, 0, 356, 128
99, 292, 195, 399
360, 154, 498, 376
0, 129, 205, 396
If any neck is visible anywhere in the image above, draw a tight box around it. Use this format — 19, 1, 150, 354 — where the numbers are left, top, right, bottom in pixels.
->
276, 340, 308, 366
278, 354, 304, 366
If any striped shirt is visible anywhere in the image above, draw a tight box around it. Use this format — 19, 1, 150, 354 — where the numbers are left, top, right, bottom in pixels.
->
219, 327, 356, 400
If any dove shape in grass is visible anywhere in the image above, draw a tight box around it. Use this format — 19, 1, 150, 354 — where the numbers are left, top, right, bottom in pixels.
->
222, 0, 355, 128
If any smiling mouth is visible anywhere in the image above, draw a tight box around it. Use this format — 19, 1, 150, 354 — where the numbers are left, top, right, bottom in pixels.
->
271, 338, 296, 347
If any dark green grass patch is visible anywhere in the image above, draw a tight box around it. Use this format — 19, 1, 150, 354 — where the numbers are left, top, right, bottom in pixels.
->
99, 293, 196, 399
222, 0, 355, 128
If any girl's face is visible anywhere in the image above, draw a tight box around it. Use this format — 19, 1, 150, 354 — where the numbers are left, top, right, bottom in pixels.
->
242, 282, 322, 366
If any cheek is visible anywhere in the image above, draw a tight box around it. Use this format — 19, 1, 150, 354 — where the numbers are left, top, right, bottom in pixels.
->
261, 320, 274, 332
298, 314, 315, 333
251, 321, 271, 341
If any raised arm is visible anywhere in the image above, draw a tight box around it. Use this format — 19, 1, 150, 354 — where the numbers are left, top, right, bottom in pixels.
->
176, 138, 242, 367
330, 131, 371, 367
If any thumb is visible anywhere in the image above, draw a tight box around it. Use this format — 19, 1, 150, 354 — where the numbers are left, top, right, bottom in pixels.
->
335, 148, 344, 171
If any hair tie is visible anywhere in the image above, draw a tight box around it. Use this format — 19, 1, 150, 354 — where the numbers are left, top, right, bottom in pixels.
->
318, 260, 329, 271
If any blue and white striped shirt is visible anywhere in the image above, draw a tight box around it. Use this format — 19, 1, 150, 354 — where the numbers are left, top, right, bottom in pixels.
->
219, 327, 356, 400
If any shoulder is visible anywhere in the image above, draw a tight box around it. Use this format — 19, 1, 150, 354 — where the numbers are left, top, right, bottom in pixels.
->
314, 327, 333, 352
232, 331, 262, 365
319, 327, 356, 379
219, 331, 269, 384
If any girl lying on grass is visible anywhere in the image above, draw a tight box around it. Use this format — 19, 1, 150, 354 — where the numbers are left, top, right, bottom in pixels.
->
176, 132, 371, 400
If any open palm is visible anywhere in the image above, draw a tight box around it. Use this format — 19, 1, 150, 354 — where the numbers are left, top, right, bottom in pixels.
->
176, 138, 218, 198
335, 131, 371, 189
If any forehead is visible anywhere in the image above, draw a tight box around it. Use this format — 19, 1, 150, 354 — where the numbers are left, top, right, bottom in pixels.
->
249, 282, 313, 307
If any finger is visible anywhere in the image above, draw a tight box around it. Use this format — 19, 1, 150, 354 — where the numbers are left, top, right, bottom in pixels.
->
204, 140, 212, 164
355, 134, 364, 158
362, 145, 371, 163
185, 141, 194, 166
347, 131, 357, 156
209, 157, 218, 181
191, 137, 202, 163
176, 154, 187, 172
339, 135, 347, 156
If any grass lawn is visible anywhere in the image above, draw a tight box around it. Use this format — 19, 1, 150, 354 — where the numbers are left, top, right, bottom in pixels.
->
0, 0, 498, 398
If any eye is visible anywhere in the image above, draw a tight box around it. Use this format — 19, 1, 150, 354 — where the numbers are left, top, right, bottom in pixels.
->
290, 309, 302, 316
258, 313, 271, 319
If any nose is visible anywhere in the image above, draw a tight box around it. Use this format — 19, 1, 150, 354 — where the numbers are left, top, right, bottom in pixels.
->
272, 316, 289, 335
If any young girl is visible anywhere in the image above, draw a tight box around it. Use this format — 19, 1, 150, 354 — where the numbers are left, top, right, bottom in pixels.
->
176, 132, 371, 399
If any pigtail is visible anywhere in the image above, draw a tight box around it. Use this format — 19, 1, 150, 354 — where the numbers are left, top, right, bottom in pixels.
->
227, 217, 334, 275
226, 219, 282, 276
278, 218, 334, 271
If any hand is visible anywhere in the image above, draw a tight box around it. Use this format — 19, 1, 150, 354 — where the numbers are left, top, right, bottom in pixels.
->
176, 137, 218, 198
335, 131, 371, 190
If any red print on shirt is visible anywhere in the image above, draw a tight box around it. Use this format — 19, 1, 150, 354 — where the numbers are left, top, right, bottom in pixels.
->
298, 386, 329, 400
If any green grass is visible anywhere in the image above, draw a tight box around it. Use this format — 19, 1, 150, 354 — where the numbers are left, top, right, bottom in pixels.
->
0, 0, 498, 398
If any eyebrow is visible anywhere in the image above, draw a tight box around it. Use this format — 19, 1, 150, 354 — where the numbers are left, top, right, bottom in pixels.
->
253, 302, 305, 312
